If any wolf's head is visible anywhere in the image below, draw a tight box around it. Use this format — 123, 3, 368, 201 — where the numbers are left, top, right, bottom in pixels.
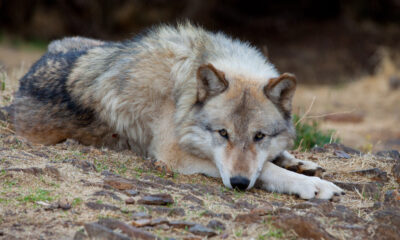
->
179, 63, 297, 190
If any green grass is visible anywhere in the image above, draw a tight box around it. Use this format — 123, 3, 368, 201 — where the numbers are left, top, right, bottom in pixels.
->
293, 114, 339, 151
72, 197, 83, 207
18, 189, 53, 203
258, 228, 284, 239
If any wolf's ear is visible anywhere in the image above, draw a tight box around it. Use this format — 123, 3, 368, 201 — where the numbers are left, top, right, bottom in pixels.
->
264, 73, 296, 118
197, 64, 229, 102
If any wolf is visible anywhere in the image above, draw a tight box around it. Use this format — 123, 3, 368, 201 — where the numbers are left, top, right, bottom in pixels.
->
9, 23, 344, 199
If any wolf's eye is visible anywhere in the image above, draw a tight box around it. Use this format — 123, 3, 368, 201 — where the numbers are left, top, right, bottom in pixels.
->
218, 129, 229, 139
254, 132, 265, 142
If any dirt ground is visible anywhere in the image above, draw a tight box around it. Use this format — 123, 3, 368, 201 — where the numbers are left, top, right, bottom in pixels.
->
0, 44, 399, 239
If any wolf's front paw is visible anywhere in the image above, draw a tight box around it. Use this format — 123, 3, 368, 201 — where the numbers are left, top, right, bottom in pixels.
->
296, 177, 345, 201
276, 158, 325, 177
290, 160, 325, 177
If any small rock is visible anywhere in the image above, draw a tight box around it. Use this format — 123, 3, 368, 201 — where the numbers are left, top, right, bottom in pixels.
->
389, 75, 400, 90
168, 220, 196, 229
125, 198, 135, 205
73, 229, 88, 240
308, 199, 334, 214
220, 233, 229, 239
206, 220, 226, 231
392, 163, 400, 184
324, 143, 361, 155
293, 202, 316, 209
351, 168, 388, 182
199, 210, 232, 220
234, 213, 261, 224
4, 166, 61, 179
250, 204, 274, 216
311, 146, 326, 153
132, 212, 151, 220
97, 218, 157, 240
63, 158, 96, 172
58, 199, 72, 210
333, 181, 381, 198
132, 218, 168, 227
145, 206, 185, 216
374, 208, 400, 228
84, 223, 130, 240
93, 190, 122, 201
101, 170, 115, 177
327, 205, 361, 223
273, 215, 335, 240
124, 189, 139, 197
334, 150, 351, 159
233, 200, 257, 210
375, 224, 400, 240
86, 202, 120, 211
376, 150, 400, 160
38, 201, 58, 211
383, 190, 400, 208
181, 194, 204, 206
104, 177, 135, 190
189, 224, 217, 237
138, 194, 174, 205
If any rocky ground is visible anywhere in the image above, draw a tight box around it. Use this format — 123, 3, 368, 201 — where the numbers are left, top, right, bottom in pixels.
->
0, 44, 400, 240
0, 132, 399, 240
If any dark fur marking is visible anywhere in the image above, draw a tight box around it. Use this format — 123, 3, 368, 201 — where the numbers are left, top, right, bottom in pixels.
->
18, 50, 95, 126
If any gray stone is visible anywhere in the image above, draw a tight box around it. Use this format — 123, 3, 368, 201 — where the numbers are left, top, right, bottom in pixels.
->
84, 223, 130, 240
189, 224, 217, 237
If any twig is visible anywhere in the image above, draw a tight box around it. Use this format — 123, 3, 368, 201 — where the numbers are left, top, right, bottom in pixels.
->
295, 96, 316, 126
303, 109, 357, 119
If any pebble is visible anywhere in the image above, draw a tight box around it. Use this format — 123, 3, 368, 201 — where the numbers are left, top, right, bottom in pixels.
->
188, 224, 217, 237
334, 150, 351, 159
206, 220, 226, 231
273, 214, 335, 240
383, 190, 400, 208
333, 181, 381, 198
84, 222, 130, 240
132, 212, 151, 220
376, 150, 400, 160
97, 218, 157, 240
234, 213, 262, 224
124, 189, 139, 197
85, 202, 120, 211
125, 198, 135, 204
58, 199, 72, 210
350, 168, 388, 182
138, 194, 174, 205
104, 177, 135, 190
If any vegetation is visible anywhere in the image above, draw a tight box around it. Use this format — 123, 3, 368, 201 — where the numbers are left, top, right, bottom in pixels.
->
293, 114, 339, 151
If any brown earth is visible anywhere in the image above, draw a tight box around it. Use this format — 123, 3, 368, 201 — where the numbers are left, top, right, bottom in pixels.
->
1, 44, 400, 239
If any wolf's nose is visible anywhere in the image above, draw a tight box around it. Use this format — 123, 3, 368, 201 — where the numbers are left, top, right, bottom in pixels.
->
230, 176, 250, 190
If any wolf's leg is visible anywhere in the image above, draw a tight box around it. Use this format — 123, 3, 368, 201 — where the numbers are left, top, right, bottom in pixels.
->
272, 150, 325, 176
152, 140, 220, 178
258, 161, 344, 200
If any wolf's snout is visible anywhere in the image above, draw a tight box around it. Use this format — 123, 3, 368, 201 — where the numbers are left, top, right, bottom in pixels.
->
230, 176, 250, 190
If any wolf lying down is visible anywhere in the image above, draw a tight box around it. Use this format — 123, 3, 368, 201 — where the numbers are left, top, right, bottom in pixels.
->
10, 23, 344, 200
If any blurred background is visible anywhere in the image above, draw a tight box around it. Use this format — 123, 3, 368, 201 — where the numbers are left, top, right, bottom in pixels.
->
0, 0, 399, 151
